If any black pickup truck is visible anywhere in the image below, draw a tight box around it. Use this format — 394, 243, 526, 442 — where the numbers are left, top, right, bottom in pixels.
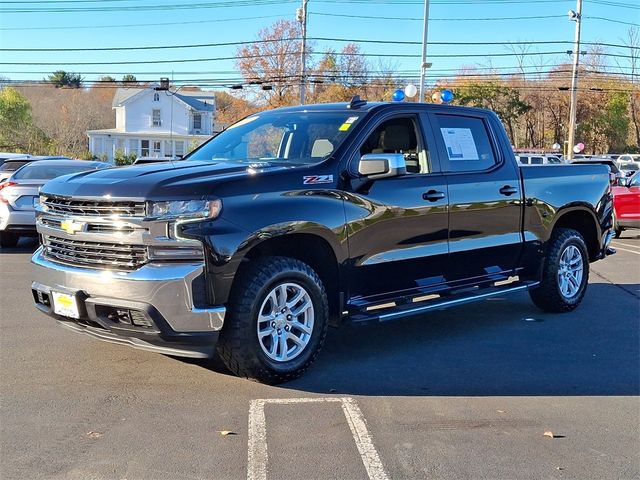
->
31, 98, 615, 383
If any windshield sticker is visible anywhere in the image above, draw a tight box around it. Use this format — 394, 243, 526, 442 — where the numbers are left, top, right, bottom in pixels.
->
339, 123, 352, 132
440, 128, 480, 161
345, 116, 359, 124
303, 175, 334, 185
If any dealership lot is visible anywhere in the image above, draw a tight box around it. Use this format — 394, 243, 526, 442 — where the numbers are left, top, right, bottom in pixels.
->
1, 237, 638, 480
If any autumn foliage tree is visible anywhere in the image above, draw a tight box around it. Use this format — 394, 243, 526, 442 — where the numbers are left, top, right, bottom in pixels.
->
236, 20, 309, 108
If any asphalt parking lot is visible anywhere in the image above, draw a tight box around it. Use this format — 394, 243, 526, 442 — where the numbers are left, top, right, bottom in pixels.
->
1, 236, 639, 480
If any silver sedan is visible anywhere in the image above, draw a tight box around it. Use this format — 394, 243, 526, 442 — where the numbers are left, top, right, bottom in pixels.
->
0, 160, 111, 248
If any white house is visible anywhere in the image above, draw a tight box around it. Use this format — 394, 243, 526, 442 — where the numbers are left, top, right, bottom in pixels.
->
87, 86, 216, 162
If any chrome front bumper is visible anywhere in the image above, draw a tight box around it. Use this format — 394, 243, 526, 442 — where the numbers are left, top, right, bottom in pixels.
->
31, 247, 225, 358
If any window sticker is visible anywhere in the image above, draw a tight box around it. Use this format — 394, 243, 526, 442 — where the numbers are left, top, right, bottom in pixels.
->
440, 128, 479, 161
338, 116, 359, 132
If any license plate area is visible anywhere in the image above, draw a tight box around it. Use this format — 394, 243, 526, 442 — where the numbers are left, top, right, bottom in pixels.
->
52, 291, 80, 319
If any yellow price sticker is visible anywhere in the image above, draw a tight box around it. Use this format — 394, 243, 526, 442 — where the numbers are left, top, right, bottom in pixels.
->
339, 123, 351, 132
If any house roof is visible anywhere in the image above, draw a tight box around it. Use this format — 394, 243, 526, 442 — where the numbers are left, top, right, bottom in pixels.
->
112, 86, 215, 112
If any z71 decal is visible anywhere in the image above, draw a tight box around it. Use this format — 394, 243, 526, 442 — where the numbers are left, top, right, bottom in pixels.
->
303, 175, 334, 185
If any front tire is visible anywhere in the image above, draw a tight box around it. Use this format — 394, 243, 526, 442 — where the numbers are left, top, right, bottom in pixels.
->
0, 232, 19, 248
217, 256, 329, 384
529, 228, 589, 313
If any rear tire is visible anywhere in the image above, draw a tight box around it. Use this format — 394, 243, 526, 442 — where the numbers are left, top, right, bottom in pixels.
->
0, 232, 19, 248
216, 256, 329, 384
529, 228, 589, 313
613, 211, 623, 238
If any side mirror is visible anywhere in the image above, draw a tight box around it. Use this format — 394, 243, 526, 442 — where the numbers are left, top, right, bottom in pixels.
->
358, 153, 407, 180
616, 176, 630, 187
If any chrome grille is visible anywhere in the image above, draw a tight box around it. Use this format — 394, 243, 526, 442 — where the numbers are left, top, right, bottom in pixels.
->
42, 195, 145, 217
43, 235, 147, 270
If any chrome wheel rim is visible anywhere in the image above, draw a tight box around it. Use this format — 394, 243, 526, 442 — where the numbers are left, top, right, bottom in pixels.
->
256, 282, 314, 362
557, 244, 584, 299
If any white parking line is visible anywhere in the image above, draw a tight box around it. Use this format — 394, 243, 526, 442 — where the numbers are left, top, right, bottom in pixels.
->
612, 246, 640, 255
247, 397, 389, 480
611, 241, 640, 250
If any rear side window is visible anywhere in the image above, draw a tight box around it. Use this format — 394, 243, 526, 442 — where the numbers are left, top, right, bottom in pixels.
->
433, 114, 497, 173
530, 157, 544, 165
1, 161, 29, 172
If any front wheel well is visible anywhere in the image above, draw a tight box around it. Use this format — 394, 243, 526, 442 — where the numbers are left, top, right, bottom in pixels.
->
552, 210, 599, 261
233, 234, 342, 325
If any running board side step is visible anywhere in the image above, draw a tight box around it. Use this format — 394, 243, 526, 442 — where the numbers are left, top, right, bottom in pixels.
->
344, 281, 540, 326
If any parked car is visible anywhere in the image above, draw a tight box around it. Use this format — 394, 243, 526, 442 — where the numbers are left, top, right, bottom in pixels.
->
516, 154, 562, 165
0, 160, 110, 247
619, 162, 639, 177
0, 156, 71, 183
612, 171, 640, 238
31, 100, 614, 383
571, 157, 622, 184
0, 153, 32, 164
617, 154, 640, 165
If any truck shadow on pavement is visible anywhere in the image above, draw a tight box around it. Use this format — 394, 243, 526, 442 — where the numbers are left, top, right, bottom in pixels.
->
202, 282, 639, 397
0, 237, 39, 254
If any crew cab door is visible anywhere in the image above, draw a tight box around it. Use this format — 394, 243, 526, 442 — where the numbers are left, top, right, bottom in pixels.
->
343, 113, 449, 303
429, 111, 523, 283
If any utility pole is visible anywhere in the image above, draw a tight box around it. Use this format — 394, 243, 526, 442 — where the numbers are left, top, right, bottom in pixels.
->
567, 0, 583, 160
297, 0, 309, 105
418, 0, 430, 102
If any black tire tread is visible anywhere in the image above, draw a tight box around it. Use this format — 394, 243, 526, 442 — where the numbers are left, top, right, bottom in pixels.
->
529, 227, 589, 313
216, 256, 328, 384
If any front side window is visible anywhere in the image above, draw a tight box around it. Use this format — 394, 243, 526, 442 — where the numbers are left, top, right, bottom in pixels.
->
433, 114, 497, 173
193, 113, 202, 130
152, 109, 161, 127
189, 111, 363, 165
358, 116, 429, 174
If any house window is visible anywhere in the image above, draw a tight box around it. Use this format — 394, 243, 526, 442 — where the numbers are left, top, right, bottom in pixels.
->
153, 92, 160, 102
193, 113, 202, 130
152, 109, 161, 127
128, 139, 138, 155
164, 140, 173, 158
153, 141, 161, 157
175, 141, 185, 157
141, 140, 150, 157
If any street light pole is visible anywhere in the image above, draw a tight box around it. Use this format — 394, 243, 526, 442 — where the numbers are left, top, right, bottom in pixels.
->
298, 0, 309, 105
418, 0, 430, 102
567, 0, 583, 161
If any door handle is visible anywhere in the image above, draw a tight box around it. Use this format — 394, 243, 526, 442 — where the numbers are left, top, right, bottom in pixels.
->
422, 190, 446, 202
499, 185, 518, 196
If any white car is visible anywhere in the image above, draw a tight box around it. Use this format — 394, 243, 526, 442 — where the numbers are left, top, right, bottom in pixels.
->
617, 154, 640, 166
0, 160, 110, 248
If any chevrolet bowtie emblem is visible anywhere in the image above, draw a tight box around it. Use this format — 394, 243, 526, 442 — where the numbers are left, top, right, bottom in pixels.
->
60, 219, 85, 235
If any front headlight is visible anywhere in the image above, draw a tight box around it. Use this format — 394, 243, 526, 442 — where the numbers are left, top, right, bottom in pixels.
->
147, 199, 222, 220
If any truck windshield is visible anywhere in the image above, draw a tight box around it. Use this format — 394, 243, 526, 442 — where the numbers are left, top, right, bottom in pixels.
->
188, 111, 362, 165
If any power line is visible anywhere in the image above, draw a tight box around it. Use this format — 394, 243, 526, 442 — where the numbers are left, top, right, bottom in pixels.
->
310, 12, 566, 21
1, 38, 635, 53
3, 50, 637, 66
0, 0, 295, 13
0, 14, 290, 31
584, 16, 639, 26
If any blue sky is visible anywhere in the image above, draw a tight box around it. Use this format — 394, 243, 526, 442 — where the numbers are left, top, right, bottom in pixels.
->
0, 0, 638, 89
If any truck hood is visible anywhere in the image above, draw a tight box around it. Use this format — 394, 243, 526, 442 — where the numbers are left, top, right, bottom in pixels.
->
40, 160, 292, 200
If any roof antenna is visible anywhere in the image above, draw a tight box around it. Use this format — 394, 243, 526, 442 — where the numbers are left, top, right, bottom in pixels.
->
348, 95, 367, 109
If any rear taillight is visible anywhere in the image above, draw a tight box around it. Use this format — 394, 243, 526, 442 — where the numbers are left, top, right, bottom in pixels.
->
0, 181, 16, 203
